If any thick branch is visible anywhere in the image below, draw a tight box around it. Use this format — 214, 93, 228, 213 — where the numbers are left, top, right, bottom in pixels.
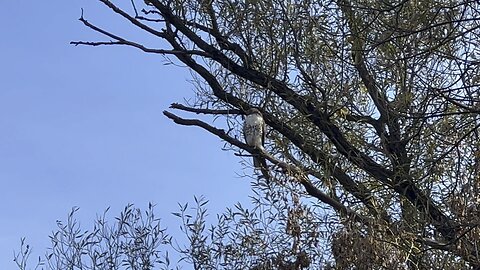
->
186, 21, 252, 67
170, 103, 243, 115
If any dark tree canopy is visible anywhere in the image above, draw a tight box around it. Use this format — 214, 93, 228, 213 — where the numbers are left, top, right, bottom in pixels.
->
18, 0, 480, 269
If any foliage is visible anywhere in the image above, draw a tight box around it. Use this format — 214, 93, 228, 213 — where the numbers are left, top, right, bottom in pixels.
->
15, 204, 174, 270
18, 0, 480, 269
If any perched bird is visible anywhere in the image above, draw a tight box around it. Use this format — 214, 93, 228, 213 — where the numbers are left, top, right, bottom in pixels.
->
243, 108, 266, 168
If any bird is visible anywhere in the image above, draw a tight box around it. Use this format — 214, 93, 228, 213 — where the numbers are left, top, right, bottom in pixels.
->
243, 108, 266, 169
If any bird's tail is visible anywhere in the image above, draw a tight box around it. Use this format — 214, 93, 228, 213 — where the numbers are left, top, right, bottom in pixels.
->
253, 157, 270, 183
253, 157, 262, 168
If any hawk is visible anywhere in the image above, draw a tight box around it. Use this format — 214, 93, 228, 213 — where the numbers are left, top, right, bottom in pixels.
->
243, 108, 266, 168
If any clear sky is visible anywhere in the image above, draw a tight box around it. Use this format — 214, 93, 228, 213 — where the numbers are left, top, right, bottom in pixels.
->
0, 1, 252, 268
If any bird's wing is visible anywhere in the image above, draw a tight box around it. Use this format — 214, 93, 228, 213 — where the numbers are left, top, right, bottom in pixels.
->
243, 116, 251, 143
262, 117, 266, 146
243, 120, 248, 142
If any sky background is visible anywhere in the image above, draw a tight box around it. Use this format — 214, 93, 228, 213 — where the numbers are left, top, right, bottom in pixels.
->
0, 1, 252, 268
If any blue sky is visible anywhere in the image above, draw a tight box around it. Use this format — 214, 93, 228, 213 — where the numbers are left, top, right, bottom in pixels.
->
0, 1, 252, 268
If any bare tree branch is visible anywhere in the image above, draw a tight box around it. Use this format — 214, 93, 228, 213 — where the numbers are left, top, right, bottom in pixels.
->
170, 103, 243, 115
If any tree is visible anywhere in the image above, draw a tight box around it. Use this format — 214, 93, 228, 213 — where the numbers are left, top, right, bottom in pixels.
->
19, 0, 480, 269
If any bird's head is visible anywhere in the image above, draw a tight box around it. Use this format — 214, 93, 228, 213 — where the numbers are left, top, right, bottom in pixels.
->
246, 108, 262, 116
